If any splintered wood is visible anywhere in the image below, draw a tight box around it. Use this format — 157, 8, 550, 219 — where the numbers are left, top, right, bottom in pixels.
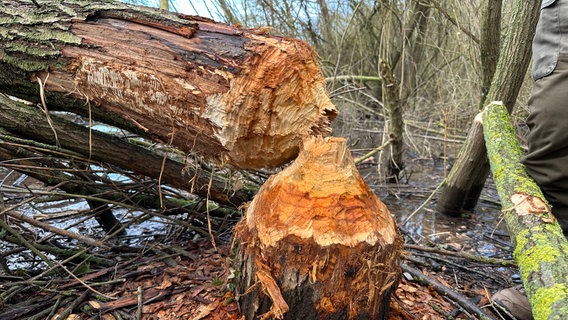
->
234, 136, 403, 320
39, 14, 336, 169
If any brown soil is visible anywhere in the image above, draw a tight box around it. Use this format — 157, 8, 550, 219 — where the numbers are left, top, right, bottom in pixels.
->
0, 237, 515, 319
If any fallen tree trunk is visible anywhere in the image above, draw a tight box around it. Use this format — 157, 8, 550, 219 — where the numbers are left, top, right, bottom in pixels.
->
234, 136, 402, 319
482, 101, 568, 319
0, 0, 336, 170
0, 93, 254, 208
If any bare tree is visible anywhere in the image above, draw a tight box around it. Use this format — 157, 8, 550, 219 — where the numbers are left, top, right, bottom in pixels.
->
437, 0, 540, 215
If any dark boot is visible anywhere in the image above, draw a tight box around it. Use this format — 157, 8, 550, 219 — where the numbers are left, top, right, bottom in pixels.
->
491, 286, 533, 320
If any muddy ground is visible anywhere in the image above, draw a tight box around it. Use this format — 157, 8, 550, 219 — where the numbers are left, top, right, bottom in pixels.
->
0, 151, 520, 320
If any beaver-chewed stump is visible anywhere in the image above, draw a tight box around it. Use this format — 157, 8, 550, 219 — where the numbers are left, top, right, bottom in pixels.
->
234, 136, 403, 320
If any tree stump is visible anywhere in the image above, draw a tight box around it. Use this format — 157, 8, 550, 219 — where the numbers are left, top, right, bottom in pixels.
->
234, 136, 403, 320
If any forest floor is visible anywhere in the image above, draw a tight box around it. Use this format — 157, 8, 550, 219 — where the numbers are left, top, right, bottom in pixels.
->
0, 154, 521, 320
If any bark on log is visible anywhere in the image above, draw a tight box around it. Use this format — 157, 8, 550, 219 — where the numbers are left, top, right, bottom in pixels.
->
0, 93, 254, 207
483, 101, 568, 319
0, 0, 337, 170
234, 136, 402, 320
436, 0, 539, 215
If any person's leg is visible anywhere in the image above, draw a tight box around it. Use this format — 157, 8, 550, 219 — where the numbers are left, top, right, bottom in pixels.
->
522, 53, 568, 232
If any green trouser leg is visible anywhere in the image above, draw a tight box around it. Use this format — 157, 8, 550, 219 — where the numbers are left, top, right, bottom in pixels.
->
522, 54, 568, 233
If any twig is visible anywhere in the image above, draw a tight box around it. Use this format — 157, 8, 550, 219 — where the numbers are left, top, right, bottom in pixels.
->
324, 75, 382, 82
402, 178, 445, 225
410, 252, 507, 285
36, 75, 60, 148
158, 128, 176, 208
404, 244, 516, 267
0, 233, 113, 267
30, 296, 70, 320
424, 0, 479, 44
206, 165, 217, 250
55, 290, 90, 320
136, 286, 143, 320
354, 138, 393, 165
402, 264, 493, 320
5, 209, 106, 248
429, 301, 454, 319
0, 218, 55, 268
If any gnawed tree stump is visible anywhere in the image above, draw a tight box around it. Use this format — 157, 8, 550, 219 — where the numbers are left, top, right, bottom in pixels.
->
234, 136, 402, 320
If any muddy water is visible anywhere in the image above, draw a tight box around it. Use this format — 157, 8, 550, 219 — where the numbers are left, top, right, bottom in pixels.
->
358, 154, 511, 259
333, 114, 511, 256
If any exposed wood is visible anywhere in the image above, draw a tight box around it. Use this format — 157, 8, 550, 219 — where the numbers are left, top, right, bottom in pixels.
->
0, 0, 337, 170
234, 136, 402, 320
483, 101, 568, 319
0, 93, 254, 208
437, 0, 540, 215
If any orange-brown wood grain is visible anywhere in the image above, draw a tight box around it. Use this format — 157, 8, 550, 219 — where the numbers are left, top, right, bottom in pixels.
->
234, 137, 402, 320
35, 11, 335, 169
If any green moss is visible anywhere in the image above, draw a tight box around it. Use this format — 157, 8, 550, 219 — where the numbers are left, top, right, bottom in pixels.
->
0, 26, 15, 39
5, 42, 61, 57
515, 242, 559, 280
532, 284, 568, 319
7, 28, 81, 45
514, 225, 568, 277
2, 54, 49, 72
514, 229, 562, 280
514, 229, 529, 253
30, 29, 82, 44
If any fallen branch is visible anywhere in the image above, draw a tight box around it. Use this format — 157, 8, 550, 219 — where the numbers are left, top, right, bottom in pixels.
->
0, 1, 337, 169
404, 244, 516, 267
401, 263, 492, 320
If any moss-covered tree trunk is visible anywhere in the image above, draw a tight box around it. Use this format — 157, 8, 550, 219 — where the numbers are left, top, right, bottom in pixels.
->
483, 101, 568, 319
0, 0, 336, 170
437, 0, 540, 215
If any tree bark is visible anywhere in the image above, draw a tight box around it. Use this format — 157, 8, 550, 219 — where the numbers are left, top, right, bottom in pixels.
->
479, 0, 502, 105
0, 0, 336, 170
379, 60, 404, 182
483, 101, 568, 319
234, 136, 402, 320
435, 117, 487, 215
437, 0, 540, 215
0, 93, 254, 208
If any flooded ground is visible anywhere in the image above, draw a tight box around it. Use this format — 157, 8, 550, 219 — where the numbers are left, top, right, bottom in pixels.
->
1, 148, 509, 263
0, 115, 521, 319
